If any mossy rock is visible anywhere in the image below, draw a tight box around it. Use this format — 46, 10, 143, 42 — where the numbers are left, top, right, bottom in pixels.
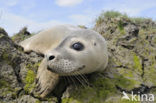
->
11, 27, 34, 43
62, 75, 118, 103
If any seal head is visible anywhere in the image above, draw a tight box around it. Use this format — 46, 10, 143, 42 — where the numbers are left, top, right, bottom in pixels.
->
46, 29, 108, 76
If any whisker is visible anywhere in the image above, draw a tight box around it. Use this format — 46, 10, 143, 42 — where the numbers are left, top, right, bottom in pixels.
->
64, 76, 69, 84
98, 73, 105, 78
69, 76, 78, 89
74, 72, 86, 88
76, 71, 90, 86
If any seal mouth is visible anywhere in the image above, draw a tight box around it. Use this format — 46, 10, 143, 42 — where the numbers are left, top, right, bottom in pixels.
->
47, 65, 86, 75
77, 65, 85, 71
47, 66, 61, 74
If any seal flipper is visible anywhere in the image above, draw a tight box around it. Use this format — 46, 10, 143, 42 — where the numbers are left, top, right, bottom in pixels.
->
36, 58, 59, 98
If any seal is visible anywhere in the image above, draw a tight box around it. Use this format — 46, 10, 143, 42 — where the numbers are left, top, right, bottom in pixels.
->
19, 24, 108, 97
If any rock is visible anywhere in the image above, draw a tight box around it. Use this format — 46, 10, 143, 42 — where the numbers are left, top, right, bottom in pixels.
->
15, 95, 57, 103
11, 27, 32, 43
0, 27, 8, 36
0, 28, 57, 103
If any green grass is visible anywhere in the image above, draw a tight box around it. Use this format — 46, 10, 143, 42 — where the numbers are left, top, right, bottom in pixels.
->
130, 17, 152, 24
95, 10, 155, 27
102, 11, 127, 18
96, 11, 128, 25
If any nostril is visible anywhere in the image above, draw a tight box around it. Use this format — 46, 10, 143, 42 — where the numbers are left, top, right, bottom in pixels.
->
49, 55, 55, 60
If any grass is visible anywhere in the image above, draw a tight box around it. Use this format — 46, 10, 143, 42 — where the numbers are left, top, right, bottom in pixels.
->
130, 17, 153, 24
95, 10, 155, 26
96, 11, 128, 25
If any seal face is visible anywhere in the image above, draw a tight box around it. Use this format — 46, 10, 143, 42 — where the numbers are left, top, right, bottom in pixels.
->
19, 24, 108, 97
46, 29, 108, 76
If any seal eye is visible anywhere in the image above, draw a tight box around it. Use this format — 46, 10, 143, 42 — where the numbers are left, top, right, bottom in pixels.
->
72, 42, 84, 51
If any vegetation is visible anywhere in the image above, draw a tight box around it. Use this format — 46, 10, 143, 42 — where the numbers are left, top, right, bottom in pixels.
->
11, 27, 35, 43
96, 10, 155, 27
95, 11, 128, 25
24, 69, 36, 93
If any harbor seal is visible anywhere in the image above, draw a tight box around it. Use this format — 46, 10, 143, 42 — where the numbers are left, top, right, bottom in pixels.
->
19, 24, 108, 97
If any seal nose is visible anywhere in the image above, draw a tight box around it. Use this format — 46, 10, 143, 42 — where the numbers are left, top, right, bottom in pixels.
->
49, 55, 55, 61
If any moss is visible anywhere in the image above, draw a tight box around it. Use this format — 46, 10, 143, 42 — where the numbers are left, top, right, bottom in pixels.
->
11, 35, 17, 41
11, 32, 34, 43
106, 99, 140, 103
121, 96, 141, 103
143, 62, 156, 85
116, 65, 142, 89
0, 80, 8, 88
1, 51, 14, 66
35, 100, 41, 103
17, 46, 24, 52
0, 100, 5, 103
117, 20, 126, 35
23, 61, 41, 94
26, 63, 32, 68
153, 37, 156, 44
0, 79, 17, 98
112, 57, 122, 66
63, 77, 118, 103
24, 69, 36, 93
26, 62, 40, 70
62, 98, 81, 103
11, 34, 27, 41
0, 34, 4, 38
43, 97, 58, 103
22, 62, 43, 98
133, 54, 142, 73
92, 77, 117, 99
2, 52, 9, 61
114, 75, 139, 90
34, 62, 41, 69
120, 29, 126, 35
118, 20, 124, 31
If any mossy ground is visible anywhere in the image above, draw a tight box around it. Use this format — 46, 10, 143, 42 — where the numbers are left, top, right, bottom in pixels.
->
62, 76, 118, 103
0, 79, 18, 98
23, 62, 41, 94
24, 69, 36, 93
62, 74, 143, 103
